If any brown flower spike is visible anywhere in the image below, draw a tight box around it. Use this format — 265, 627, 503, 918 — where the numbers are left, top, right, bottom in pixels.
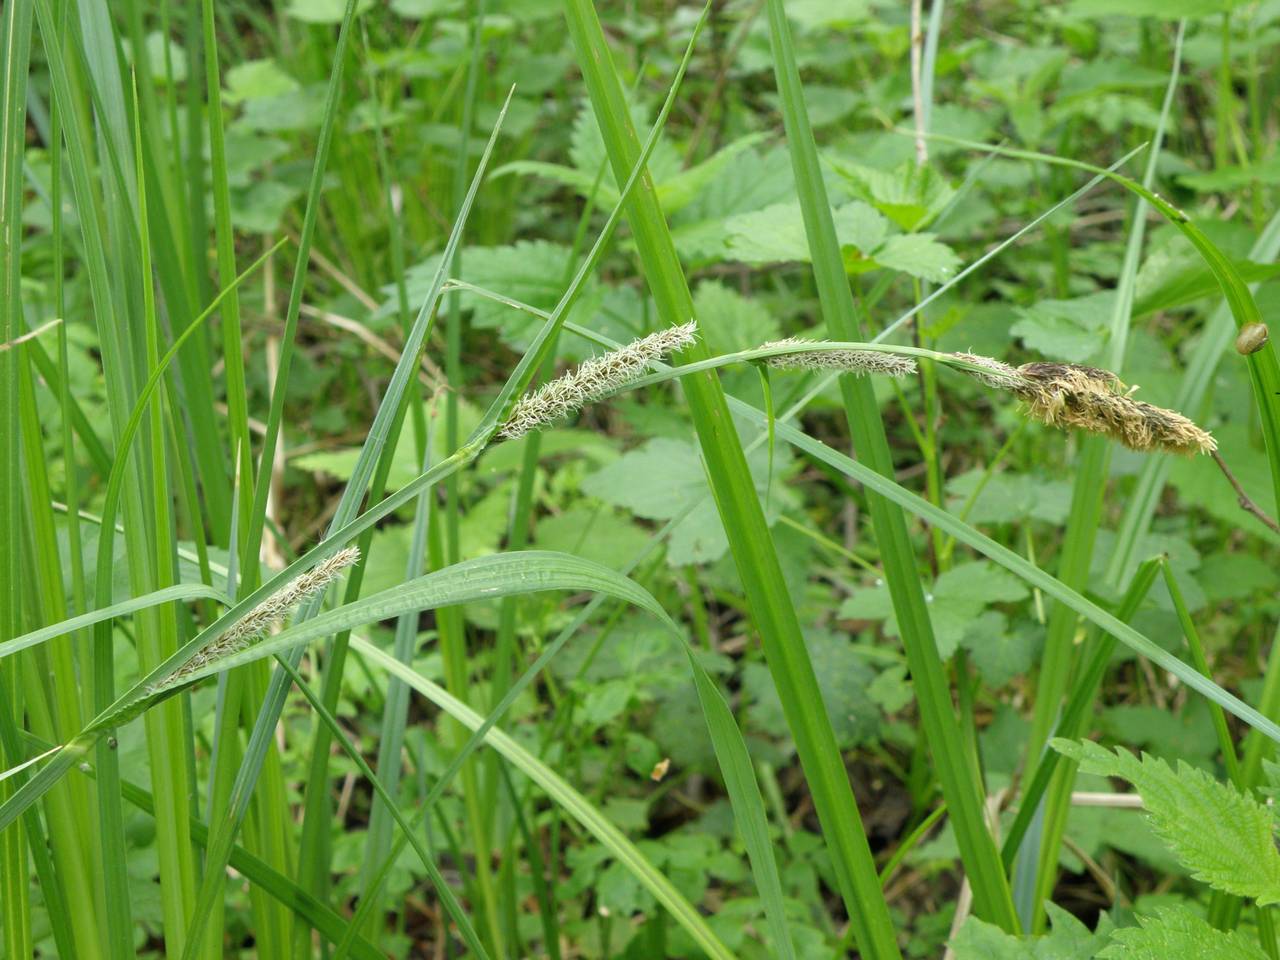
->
953, 356, 1215, 456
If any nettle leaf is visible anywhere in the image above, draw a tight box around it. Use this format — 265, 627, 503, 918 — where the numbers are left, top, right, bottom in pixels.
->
1098, 906, 1268, 960
392, 0, 463, 17
286, 0, 374, 23
726, 201, 958, 281
863, 233, 959, 283
224, 59, 297, 104
840, 561, 1029, 659
1010, 292, 1115, 363
946, 470, 1074, 526
230, 180, 302, 234
952, 901, 1112, 958
693, 281, 780, 355
234, 85, 327, 133
1051, 739, 1280, 903
785, 0, 871, 31
496, 107, 764, 217
671, 147, 797, 262
1169, 422, 1280, 542
825, 156, 956, 231
963, 614, 1038, 688
581, 437, 796, 566
533, 506, 651, 571
744, 630, 878, 748
377, 241, 607, 356
1177, 156, 1280, 193
1068, 0, 1236, 19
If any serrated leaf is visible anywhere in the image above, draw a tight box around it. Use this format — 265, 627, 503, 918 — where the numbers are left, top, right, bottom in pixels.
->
224, 59, 298, 104
961, 614, 1037, 687
285, 0, 373, 23
230, 180, 301, 234
951, 901, 1112, 958
1051, 739, 1280, 903
1098, 906, 1268, 959
671, 147, 797, 261
692, 281, 781, 355
841, 561, 1028, 659
725, 201, 888, 265
581, 437, 796, 566
378, 241, 604, 355
1069, 0, 1237, 18
1011, 293, 1114, 363
826, 157, 956, 230
744, 630, 877, 748
946, 470, 1074, 525
866, 233, 960, 282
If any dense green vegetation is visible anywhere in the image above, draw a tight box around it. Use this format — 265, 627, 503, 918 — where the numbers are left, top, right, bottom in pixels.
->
3, 0, 1280, 956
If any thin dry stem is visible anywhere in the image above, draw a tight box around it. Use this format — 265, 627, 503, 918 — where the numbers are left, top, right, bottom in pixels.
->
1211, 449, 1280, 535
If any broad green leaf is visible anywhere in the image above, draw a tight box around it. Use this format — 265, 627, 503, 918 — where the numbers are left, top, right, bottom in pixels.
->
1069, 0, 1237, 18
726, 200, 886, 265
784, 0, 870, 30
865, 233, 960, 283
726, 200, 959, 281
533, 506, 650, 570
224, 59, 297, 103
286, 0, 373, 23
1133, 259, 1280, 317
1169, 423, 1279, 541
581, 437, 796, 566
1010, 293, 1114, 363
391, 0, 462, 16
945, 470, 1074, 526
1178, 157, 1280, 192
952, 902, 1112, 958
1051, 739, 1280, 903
693, 280, 781, 355
1098, 906, 1268, 959
670, 147, 797, 261
825, 157, 956, 231
744, 629, 878, 748
840, 561, 1028, 658
230, 179, 301, 234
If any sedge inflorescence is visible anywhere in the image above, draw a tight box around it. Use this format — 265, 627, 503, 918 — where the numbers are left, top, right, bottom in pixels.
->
499, 322, 697, 439
761, 338, 918, 377
150, 546, 361, 694
953, 356, 1216, 456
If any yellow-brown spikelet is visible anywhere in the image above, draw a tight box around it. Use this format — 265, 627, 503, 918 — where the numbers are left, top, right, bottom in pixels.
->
150, 546, 361, 693
1013, 362, 1215, 456
499, 322, 698, 439
762, 338, 917, 377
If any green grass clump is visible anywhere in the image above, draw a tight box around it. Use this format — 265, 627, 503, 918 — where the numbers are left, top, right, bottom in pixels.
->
2, 1, 1279, 957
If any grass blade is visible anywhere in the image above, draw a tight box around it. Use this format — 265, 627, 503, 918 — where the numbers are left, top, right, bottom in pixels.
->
763, 0, 1016, 932
560, 2, 902, 953
351, 635, 739, 960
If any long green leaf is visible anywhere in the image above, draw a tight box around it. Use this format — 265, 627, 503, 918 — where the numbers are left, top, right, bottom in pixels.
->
559, 2, 901, 953
768, 0, 1017, 932
137, 552, 676, 703
0, 584, 229, 661
351, 636, 739, 960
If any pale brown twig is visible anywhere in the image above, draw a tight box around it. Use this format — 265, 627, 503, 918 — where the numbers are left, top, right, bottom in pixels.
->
1212, 448, 1280, 535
